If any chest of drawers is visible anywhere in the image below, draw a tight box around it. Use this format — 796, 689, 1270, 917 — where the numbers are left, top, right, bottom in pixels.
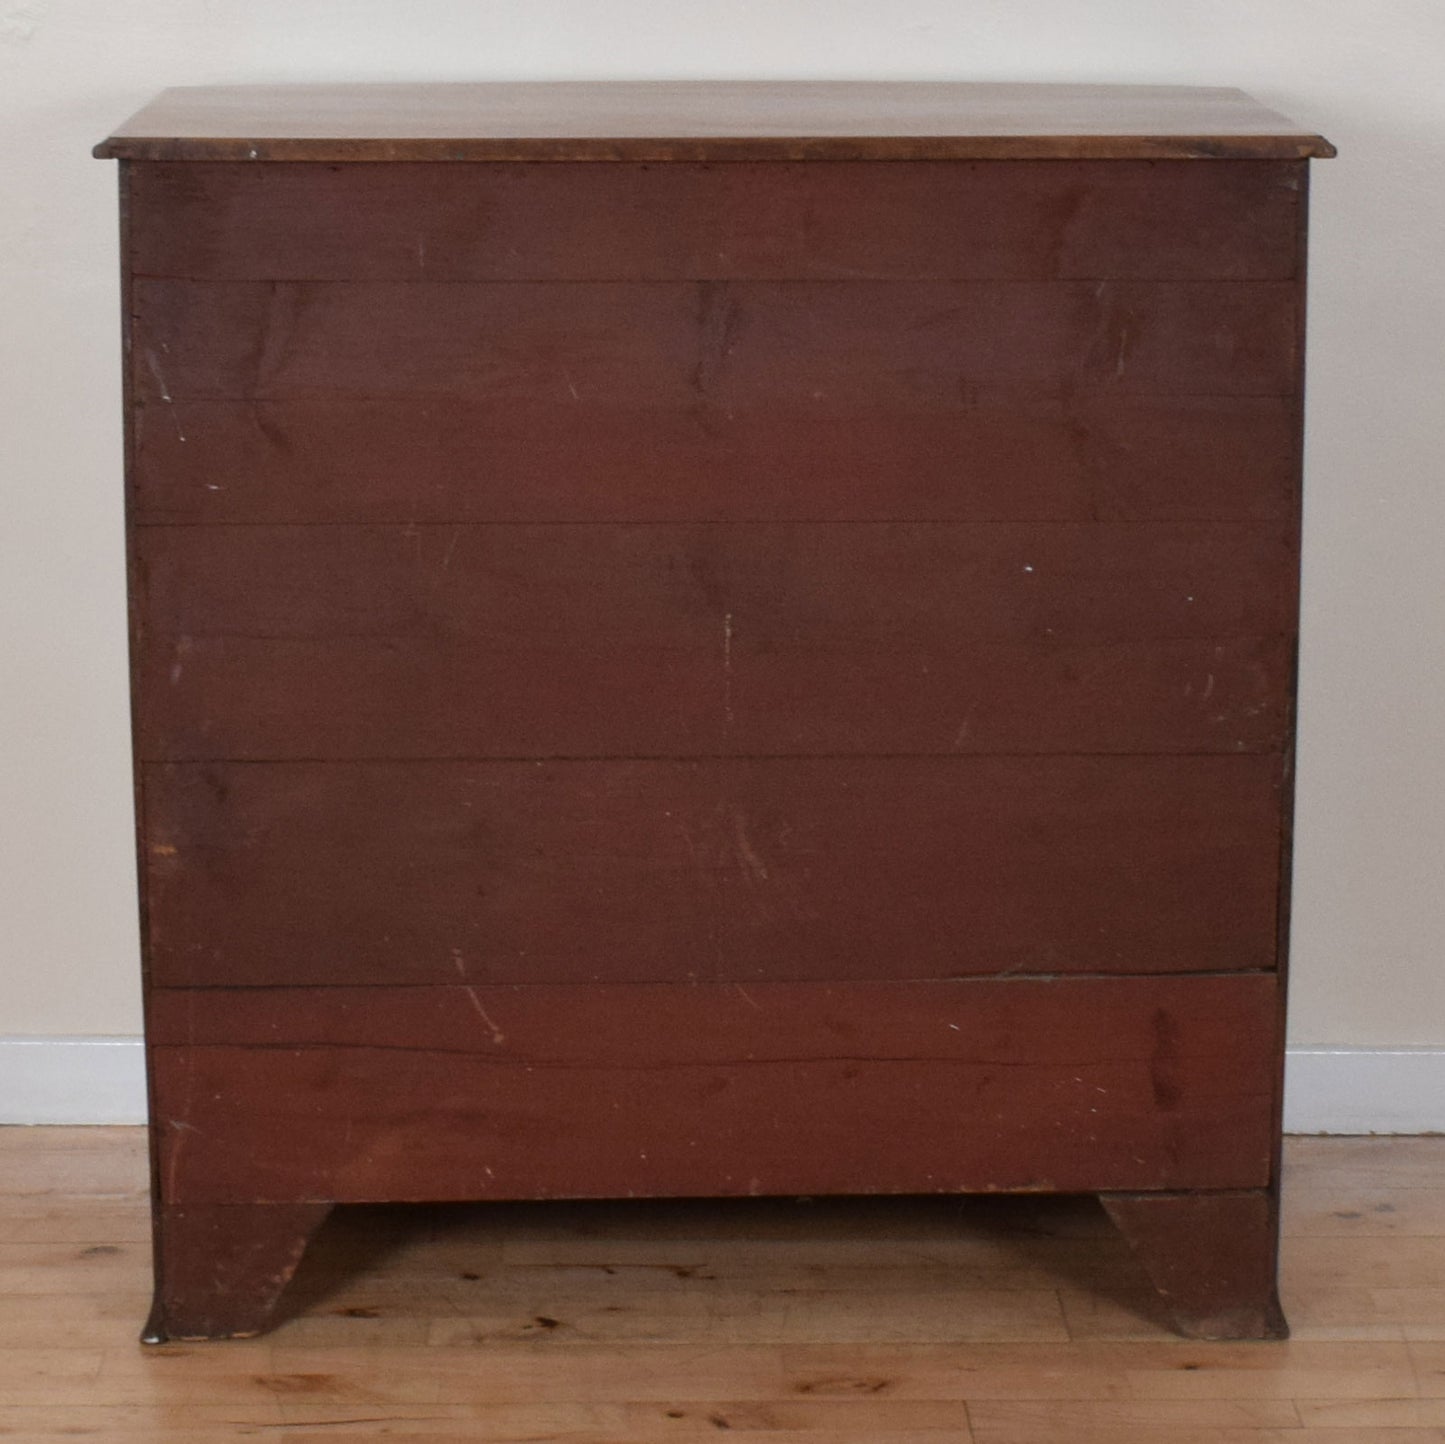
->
96, 81, 1333, 1342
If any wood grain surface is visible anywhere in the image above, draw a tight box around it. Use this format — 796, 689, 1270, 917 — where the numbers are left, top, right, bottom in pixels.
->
0, 1131, 1439, 1441
131, 278, 1299, 404
126, 160, 1302, 282
142, 756, 1282, 987
147, 974, 1280, 1204
131, 393, 1301, 527
126, 163, 1303, 536
134, 521, 1293, 760
93, 80, 1336, 162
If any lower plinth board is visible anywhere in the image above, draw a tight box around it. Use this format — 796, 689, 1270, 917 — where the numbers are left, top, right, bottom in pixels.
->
148, 974, 1280, 1205
144, 975, 1284, 1341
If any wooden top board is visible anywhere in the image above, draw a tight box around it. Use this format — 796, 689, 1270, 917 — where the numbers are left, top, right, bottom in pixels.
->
94, 81, 1334, 162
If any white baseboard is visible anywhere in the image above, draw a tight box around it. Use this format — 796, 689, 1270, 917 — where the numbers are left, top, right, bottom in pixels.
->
0, 1037, 148, 1124
1282, 1047, 1445, 1135
2, 1037, 1442, 1134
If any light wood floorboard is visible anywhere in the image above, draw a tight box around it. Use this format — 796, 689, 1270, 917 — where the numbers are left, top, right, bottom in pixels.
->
0, 1131, 1442, 1441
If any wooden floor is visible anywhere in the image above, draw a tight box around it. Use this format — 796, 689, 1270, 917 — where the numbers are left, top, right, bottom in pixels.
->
1, 1131, 1443, 1442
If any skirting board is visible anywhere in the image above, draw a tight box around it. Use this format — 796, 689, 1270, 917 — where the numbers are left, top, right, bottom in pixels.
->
0, 1037, 1441, 1134
1283, 1047, 1445, 1136
0, 1037, 148, 1126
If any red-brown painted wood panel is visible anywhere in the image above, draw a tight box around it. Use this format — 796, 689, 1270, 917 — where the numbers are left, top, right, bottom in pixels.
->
147, 974, 1280, 1204
142, 756, 1283, 988
131, 394, 1301, 527
112, 132, 1317, 1344
131, 278, 1299, 406
127, 160, 1301, 282
134, 521, 1292, 760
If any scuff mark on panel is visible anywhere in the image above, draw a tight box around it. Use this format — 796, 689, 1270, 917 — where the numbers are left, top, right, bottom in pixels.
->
730, 809, 769, 884
693, 281, 740, 399
162, 1057, 200, 1205
169, 635, 194, 687
464, 987, 507, 1046
1084, 281, 1139, 386
1044, 185, 1089, 279
252, 281, 304, 396
144, 348, 187, 443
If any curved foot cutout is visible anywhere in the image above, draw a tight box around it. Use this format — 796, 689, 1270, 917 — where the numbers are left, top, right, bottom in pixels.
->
146, 1202, 332, 1342
1100, 1189, 1287, 1340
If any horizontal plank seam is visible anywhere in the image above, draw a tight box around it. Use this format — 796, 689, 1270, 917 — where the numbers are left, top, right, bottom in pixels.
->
131, 389, 1304, 404
130, 627, 1294, 639
150, 971, 1279, 991
138, 750, 1292, 765
127, 272, 1301, 285
1099, 1187, 1271, 1199
144, 1046, 1278, 1067
127, 273, 1306, 283
127, 523, 1300, 534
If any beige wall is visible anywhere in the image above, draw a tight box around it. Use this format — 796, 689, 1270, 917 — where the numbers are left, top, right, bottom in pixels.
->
1, 1, 1441, 1046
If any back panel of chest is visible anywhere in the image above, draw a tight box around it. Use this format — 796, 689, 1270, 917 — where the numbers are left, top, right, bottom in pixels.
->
115, 138, 1310, 1342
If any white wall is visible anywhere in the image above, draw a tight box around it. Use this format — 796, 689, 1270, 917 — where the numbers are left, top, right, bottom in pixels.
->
2, 3, 1442, 1099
